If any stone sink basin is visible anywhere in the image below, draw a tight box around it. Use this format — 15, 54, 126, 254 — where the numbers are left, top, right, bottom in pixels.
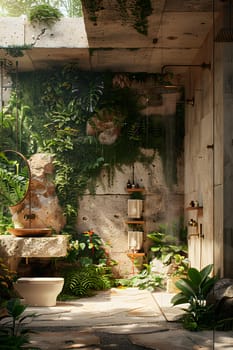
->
7, 227, 52, 237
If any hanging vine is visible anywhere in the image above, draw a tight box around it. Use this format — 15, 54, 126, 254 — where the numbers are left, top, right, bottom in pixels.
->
116, 0, 152, 35
2, 65, 183, 236
82, 0, 152, 35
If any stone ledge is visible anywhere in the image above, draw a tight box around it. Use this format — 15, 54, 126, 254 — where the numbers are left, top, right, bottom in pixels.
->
0, 235, 69, 258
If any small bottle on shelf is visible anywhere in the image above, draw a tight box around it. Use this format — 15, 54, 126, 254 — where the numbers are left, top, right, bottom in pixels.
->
190, 200, 195, 208
127, 180, 132, 188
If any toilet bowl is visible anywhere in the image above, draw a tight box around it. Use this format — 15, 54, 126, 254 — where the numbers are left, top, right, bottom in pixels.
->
14, 277, 64, 307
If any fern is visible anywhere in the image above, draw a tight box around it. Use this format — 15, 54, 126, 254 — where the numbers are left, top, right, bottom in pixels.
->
61, 265, 113, 297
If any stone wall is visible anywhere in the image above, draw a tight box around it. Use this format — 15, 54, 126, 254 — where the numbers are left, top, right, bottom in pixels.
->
76, 149, 184, 277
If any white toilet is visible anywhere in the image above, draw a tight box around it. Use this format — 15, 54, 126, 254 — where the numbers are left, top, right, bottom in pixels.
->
14, 277, 64, 307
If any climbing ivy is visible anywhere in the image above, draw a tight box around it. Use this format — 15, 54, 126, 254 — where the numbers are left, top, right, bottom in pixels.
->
117, 0, 153, 35
82, 0, 103, 24
83, 0, 152, 35
2, 65, 183, 235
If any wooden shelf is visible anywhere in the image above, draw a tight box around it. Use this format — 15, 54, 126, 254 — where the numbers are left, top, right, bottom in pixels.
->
126, 220, 145, 225
186, 206, 203, 210
186, 206, 203, 215
126, 188, 144, 193
127, 252, 145, 258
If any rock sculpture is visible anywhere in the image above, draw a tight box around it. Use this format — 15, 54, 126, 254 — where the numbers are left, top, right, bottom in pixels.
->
207, 278, 233, 324
10, 153, 66, 233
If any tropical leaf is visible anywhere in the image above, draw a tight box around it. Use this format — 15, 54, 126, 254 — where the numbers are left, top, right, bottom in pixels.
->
201, 275, 218, 296
187, 268, 202, 286
171, 292, 189, 306
171, 264, 220, 331
62, 265, 113, 297
175, 279, 196, 298
199, 264, 213, 283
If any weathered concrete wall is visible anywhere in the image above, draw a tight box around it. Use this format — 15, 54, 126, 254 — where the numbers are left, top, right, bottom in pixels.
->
77, 150, 184, 277
0, 16, 88, 48
184, 12, 233, 278
184, 29, 215, 272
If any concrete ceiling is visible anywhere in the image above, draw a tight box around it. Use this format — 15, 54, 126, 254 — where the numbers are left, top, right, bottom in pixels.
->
0, 0, 225, 74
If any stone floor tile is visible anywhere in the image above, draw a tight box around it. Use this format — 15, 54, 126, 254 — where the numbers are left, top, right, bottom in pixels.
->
20, 288, 233, 350
29, 331, 100, 349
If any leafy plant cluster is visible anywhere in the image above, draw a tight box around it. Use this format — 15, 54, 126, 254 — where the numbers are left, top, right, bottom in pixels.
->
117, 262, 164, 292
0, 260, 38, 349
117, 222, 188, 291
66, 229, 113, 266
29, 4, 63, 25
57, 230, 116, 298
0, 0, 82, 18
0, 298, 39, 350
0, 90, 33, 154
0, 152, 29, 207
147, 223, 188, 275
1, 65, 184, 236
171, 264, 218, 331
9, 66, 170, 232
61, 264, 114, 298
171, 264, 233, 331
0, 207, 12, 235
0, 258, 17, 305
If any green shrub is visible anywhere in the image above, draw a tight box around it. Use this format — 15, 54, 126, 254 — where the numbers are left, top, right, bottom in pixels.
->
66, 230, 112, 266
0, 152, 29, 207
61, 265, 114, 297
117, 263, 164, 292
0, 298, 39, 350
171, 264, 218, 331
0, 259, 17, 305
147, 227, 187, 266
29, 4, 62, 25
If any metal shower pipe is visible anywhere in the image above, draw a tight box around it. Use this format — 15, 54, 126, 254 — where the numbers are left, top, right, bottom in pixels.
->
161, 62, 211, 74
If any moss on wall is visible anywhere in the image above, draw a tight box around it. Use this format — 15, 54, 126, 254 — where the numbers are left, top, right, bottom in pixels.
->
2, 64, 184, 235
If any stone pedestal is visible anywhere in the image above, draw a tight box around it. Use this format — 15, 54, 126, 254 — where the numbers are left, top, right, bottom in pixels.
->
0, 235, 69, 270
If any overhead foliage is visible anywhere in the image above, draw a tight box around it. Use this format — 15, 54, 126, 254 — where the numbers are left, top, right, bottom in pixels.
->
82, 0, 153, 35
29, 4, 63, 25
0, 0, 82, 17
1, 64, 184, 236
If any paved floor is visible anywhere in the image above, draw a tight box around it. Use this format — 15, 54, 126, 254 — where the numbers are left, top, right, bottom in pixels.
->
22, 288, 232, 350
